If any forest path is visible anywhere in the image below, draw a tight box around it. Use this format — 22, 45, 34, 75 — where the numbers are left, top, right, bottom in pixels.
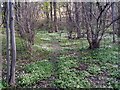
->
49, 35, 62, 87
35, 35, 62, 88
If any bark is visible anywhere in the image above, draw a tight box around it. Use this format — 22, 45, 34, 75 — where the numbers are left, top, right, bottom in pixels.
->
89, 40, 100, 49
49, 2, 53, 33
111, 3, 116, 43
53, 2, 58, 32
6, 2, 11, 84
81, 2, 85, 30
118, 2, 120, 38
45, 4, 49, 31
9, 1, 16, 86
58, 4, 61, 21
118, 2, 120, 44
74, 2, 81, 39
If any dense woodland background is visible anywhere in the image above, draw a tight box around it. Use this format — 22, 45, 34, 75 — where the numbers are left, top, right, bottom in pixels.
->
0, 1, 120, 89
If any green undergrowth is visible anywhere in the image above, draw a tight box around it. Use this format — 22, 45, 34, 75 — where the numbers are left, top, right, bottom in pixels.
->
2, 36, 27, 59
79, 44, 119, 64
54, 42, 119, 88
17, 60, 53, 87
0, 81, 4, 89
2, 31, 119, 88
54, 55, 91, 88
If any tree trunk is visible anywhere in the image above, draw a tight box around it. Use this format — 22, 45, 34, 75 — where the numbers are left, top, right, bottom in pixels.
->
45, 4, 49, 31
74, 2, 81, 39
111, 3, 116, 43
58, 4, 61, 21
9, 1, 16, 86
53, 2, 58, 32
118, 2, 120, 37
89, 40, 100, 49
49, 2, 53, 33
6, 2, 11, 84
81, 2, 85, 30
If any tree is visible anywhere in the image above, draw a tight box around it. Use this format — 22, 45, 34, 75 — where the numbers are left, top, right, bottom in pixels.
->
9, 1, 16, 85
49, 2, 53, 33
118, 2, 120, 37
5, 0, 16, 86
111, 3, 116, 43
118, 2, 120, 44
6, 1, 10, 85
84, 2, 117, 49
15, 2, 40, 51
74, 2, 81, 39
44, 2, 50, 31
53, 2, 58, 32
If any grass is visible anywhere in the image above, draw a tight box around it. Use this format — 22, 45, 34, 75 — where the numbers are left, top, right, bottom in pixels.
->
17, 60, 53, 87
54, 55, 91, 88
2, 36, 27, 59
2, 30, 119, 88
54, 45, 119, 88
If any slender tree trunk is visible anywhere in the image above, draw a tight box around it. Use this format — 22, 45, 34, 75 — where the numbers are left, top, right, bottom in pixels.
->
58, 4, 61, 21
45, 4, 49, 31
9, 1, 16, 86
81, 2, 85, 30
53, 2, 58, 32
118, 2, 120, 38
89, 2, 92, 21
6, 2, 11, 84
49, 2, 53, 33
111, 3, 116, 43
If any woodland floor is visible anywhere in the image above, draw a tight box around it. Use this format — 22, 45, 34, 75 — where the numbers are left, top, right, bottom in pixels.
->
1, 31, 120, 88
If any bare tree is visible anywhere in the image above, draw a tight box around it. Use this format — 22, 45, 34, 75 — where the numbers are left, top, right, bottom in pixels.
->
49, 2, 53, 33
9, 1, 16, 86
118, 2, 120, 38
44, 2, 50, 31
111, 3, 116, 43
15, 2, 40, 51
83, 2, 118, 49
6, 1, 10, 84
53, 2, 58, 32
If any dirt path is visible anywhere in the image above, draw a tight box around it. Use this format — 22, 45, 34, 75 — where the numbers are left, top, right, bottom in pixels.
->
46, 35, 61, 87
35, 35, 61, 88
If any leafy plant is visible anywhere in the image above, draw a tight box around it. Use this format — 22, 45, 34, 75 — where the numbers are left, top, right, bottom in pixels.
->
17, 60, 53, 86
88, 64, 101, 75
